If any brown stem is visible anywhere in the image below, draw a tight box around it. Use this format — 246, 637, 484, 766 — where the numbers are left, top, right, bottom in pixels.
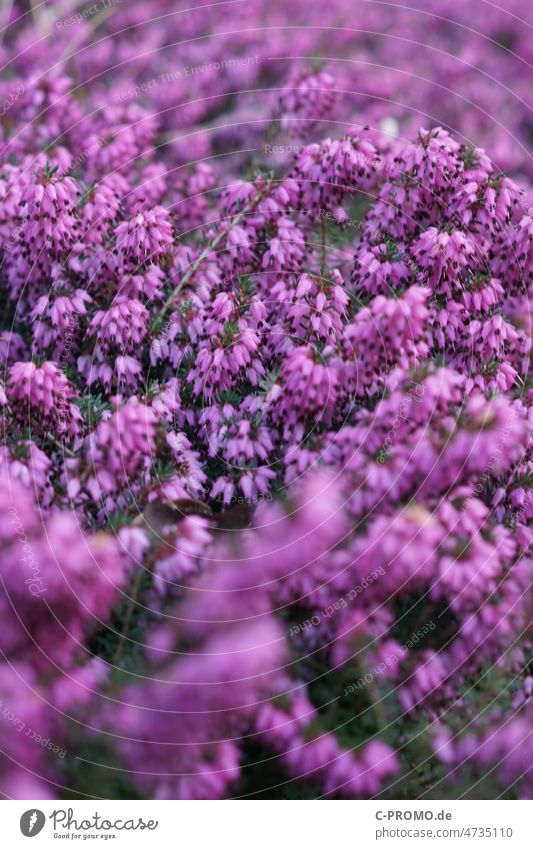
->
160, 177, 274, 317
46, 431, 77, 459
321, 216, 327, 276
112, 567, 145, 667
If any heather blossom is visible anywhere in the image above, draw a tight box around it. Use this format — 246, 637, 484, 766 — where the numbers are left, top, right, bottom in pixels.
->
0, 0, 531, 803
8, 360, 82, 438
114, 205, 174, 266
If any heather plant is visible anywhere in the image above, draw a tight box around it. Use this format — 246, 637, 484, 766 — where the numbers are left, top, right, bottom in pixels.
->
0, 0, 531, 801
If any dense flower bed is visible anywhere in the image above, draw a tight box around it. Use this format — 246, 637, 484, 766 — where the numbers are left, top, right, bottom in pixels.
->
0, 0, 531, 799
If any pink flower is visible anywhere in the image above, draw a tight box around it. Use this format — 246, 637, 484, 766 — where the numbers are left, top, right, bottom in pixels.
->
115, 205, 174, 265
8, 360, 82, 438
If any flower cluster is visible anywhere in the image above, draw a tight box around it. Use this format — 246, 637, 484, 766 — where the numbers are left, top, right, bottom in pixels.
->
0, 0, 531, 802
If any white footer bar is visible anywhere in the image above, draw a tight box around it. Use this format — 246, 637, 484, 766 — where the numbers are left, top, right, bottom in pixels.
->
2, 799, 532, 847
